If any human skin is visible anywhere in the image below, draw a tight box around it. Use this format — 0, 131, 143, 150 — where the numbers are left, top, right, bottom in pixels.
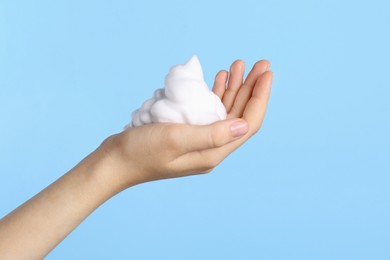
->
0, 60, 273, 259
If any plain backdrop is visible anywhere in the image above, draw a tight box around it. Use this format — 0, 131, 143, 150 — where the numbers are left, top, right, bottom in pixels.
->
1, 0, 389, 259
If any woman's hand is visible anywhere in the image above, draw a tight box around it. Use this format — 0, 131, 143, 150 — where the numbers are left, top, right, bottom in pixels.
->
101, 60, 273, 190
0, 59, 272, 259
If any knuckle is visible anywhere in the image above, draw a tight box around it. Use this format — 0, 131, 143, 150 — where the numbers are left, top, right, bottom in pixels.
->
164, 126, 182, 149
208, 128, 224, 148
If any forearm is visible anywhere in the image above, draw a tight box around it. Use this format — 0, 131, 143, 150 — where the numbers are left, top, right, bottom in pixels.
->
0, 146, 127, 259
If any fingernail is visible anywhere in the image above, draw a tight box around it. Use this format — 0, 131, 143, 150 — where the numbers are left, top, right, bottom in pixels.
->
230, 120, 249, 137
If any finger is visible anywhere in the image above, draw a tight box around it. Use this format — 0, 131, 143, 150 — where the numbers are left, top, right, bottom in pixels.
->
227, 60, 270, 119
243, 60, 270, 87
212, 70, 228, 99
171, 150, 220, 175
175, 118, 249, 154
243, 71, 273, 135
222, 60, 245, 112
175, 71, 274, 172
203, 71, 274, 160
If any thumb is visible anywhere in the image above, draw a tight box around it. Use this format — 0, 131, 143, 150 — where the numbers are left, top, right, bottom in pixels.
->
180, 118, 249, 153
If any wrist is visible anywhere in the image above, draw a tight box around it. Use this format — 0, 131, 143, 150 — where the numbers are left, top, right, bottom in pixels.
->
91, 135, 142, 195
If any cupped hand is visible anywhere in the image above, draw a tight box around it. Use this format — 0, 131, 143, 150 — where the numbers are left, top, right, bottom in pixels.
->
101, 60, 273, 189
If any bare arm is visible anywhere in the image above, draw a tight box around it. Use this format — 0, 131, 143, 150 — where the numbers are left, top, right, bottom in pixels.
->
0, 60, 272, 259
0, 149, 121, 259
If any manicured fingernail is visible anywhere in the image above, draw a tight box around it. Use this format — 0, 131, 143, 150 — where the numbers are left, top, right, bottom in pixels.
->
230, 120, 249, 137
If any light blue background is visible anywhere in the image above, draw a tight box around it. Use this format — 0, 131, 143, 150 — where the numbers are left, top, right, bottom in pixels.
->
1, 0, 389, 259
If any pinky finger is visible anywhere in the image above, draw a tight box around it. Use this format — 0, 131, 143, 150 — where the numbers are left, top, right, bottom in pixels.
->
171, 150, 221, 176
243, 71, 274, 135
212, 70, 228, 99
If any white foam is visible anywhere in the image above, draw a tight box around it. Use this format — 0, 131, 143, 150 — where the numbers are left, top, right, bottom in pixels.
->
127, 56, 227, 128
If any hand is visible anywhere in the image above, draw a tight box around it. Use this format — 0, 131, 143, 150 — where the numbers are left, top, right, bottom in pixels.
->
100, 59, 273, 189
0, 60, 272, 258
